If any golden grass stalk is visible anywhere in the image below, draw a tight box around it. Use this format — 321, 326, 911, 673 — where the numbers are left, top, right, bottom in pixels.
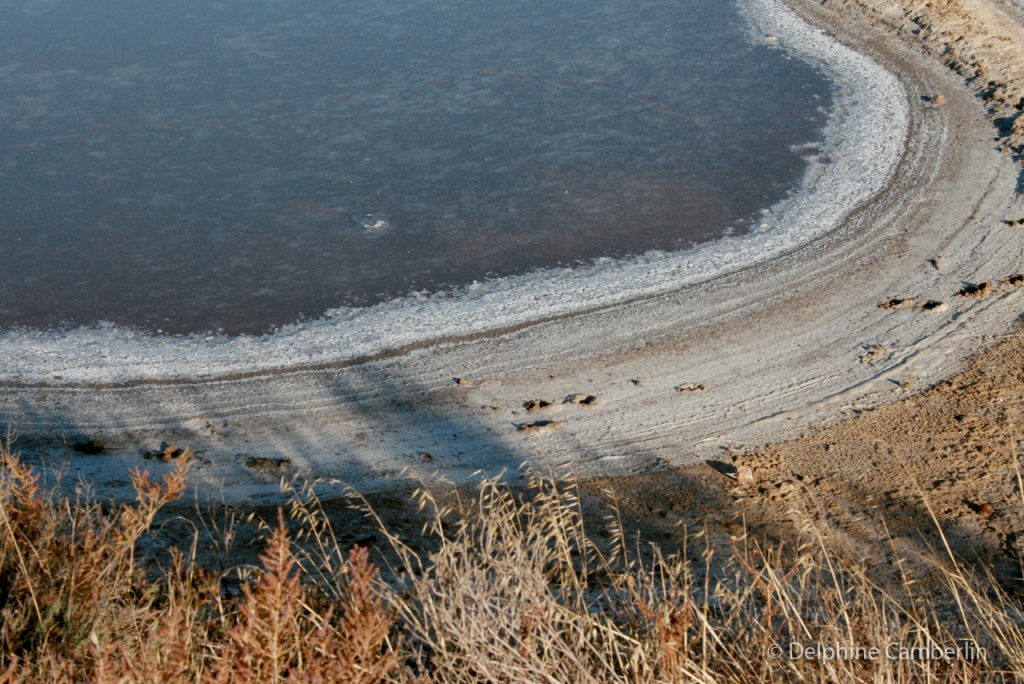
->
0, 436, 1019, 682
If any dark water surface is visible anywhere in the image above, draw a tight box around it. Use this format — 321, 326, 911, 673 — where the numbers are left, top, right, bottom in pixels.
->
0, 0, 832, 335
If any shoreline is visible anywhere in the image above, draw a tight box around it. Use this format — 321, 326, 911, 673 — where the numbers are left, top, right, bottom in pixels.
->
3, 0, 1024, 502
0, 0, 904, 386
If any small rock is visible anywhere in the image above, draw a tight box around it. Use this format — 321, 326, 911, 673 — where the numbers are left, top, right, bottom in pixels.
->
629, 378, 644, 387
987, 87, 1007, 103
674, 383, 706, 393
879, 297, 915, 310
418, 451, 434, 464
516, 420, 563, 434
158, 443, 192, 462
522, 399, 553, 412
978, 502, 994, 516
72, 439, 108, 455
736, 465, 755, 485
929, 257, 942, 270
919, 300, 949, 312
564, 393, 600, 406
1005, 218, 1024, 228
931, 93, 947, 105
453, 377, 472, 386
1003, 274, 1024, 287
956, 281, 992, 298
1012, 116, 1024, 137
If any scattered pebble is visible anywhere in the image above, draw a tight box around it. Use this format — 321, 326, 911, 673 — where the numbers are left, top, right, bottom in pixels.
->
418, 452, 434, 464
564, 393, 599, 406
1003, 274, 1024, 287
930, 93, 947, 105
919, 300, 949, 312
879, 297, 916, 310
146, 443, 192, 462
516, 420, 563, 434
674, 383, 707, 393
453, 377, 471, 386
977, 502, 994, 516
956, 281, 992, 298
1005, 218, 1024, 227
929, 257, 942, 270
522, 399, 553, 412
736, 465, 755, 485
72, 439, 108, 455
629, 378, 644, 387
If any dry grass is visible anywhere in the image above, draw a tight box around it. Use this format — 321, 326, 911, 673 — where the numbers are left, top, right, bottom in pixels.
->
0, 437, 1022, 682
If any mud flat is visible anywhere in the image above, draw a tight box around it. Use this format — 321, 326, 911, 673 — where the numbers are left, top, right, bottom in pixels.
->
1, 0, 1023, 502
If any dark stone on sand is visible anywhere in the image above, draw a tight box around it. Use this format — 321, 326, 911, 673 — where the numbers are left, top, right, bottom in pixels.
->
920, 300, 948, 311
879, 297, 915, 309
72, 439, 108, 455
157, 443, 193, 462
956, 281, 992, 298
564, 393, 599, 406
516, 420, 562, 434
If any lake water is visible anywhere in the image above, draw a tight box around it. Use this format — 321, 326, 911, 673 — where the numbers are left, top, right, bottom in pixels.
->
0, 0, 832, 336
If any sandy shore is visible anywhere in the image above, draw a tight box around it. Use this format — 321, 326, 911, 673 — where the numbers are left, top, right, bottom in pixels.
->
2, 0, 1023, 503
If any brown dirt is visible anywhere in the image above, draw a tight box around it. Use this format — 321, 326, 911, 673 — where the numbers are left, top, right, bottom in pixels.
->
584, 327, 1024, 591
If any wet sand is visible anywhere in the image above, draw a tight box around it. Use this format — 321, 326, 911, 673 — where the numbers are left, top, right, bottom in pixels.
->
1, 0, 1023, 505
